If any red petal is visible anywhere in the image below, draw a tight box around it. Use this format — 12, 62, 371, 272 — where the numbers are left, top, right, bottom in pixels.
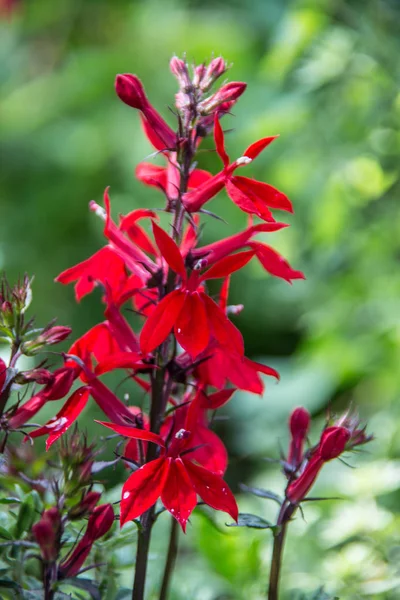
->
219, 276, 230, 311
97, 421, 165, 447
8, 393, 47, 430
87, 376, 138, 424
120, 457, 169, 526
94, 352, 143, 376
213, 113, 230, 167
140, 290, 185, 355
188, 169, 213, 189
243, 136, 278, 160
201, 250, 255, 280
183, 460, 238, 521
175, 292, 209, 358
56, 247, 127, 302
233, 176, 293, 213
140, 114, 166, 152
152, 222, 186, 278
28, 387, 90, 449
201, 294, 244, 354
204, 389, 236, 410
135, 163, 167, 191
182, 172, 226, 212
120, 208, 158, 256
161, 458, 197, 532
252, 243, 305, 283
226, 179, 274, 222
246, 358, 280, 381
189, 427, 228, 475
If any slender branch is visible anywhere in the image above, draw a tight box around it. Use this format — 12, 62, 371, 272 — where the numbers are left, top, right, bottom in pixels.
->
159, 517, 179, 600
267, 502, 296, 600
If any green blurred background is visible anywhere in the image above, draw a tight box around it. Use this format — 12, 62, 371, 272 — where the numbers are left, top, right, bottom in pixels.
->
1, 0, 400, 598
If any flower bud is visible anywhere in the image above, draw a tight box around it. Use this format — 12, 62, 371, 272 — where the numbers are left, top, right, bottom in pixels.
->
115, 74, 148, 110
15, 368, 54, 386
68, 491, 102, 520
287, 407, 310, 470
170, 57, 191, 89
200, 57, 228, 92
32, 507, 61, 563
0, 358, 6, 394
22, 326, 72, 355
115, 74, 177, 149
59, 504, 114, 578
42, 367, 75, 400
1, 301, 14, 328
319, 426, 350, 461
193, 63, 206, 87
199, 82, 247, 114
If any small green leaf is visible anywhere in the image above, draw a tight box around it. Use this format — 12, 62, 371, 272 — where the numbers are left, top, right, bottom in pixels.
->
239, 484, 283, 505
0, 497, 21, 505
0, 526, 13, 540
227, 513, 275, 530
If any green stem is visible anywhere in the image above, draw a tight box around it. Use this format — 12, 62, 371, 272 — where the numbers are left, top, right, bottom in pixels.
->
159, 517, 179, 600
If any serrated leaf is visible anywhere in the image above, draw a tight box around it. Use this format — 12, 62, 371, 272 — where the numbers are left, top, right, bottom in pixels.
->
227, 513, 275, 530
239, 484, 282, 505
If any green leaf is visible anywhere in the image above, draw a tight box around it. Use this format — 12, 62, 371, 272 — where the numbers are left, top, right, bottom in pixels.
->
239, 484, 283, 505
13, 491, 42, 538
0, 497, 21, 505
227, 513, 275, 530
60, 578, 101, 600
0, 526, 13, 540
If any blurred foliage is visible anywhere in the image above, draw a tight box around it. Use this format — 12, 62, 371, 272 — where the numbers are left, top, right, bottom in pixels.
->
1, 0, 400, 597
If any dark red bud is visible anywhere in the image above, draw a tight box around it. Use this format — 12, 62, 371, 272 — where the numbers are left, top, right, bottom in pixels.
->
85, 503, 114, 540
42, 326, 72, 345
289, 407, 310, 437
319, 426, 350, 461
32, 508, 61, 562
115, 74, 148, 110
42, 367, 75, 400
0, 358, 6, 393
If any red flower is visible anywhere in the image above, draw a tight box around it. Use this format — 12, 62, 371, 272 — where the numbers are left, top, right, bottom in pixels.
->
139, 222, 249, 358
56, 246, 127, 302
136, 152, 212, 203
115, 74, 176, 150
99, 422, 238, 532
183, 113, 292, 221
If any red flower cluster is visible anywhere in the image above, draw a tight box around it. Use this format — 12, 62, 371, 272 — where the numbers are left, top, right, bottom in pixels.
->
14, 57, 306, 532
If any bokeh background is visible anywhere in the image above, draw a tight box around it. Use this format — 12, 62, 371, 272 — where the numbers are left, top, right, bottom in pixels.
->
1, 0, 400, 598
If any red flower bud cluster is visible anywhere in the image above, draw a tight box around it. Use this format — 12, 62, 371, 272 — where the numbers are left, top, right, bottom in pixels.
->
284, 408, 372, 504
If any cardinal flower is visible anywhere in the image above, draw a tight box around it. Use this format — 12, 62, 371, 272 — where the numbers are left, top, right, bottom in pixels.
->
140, 222, 250, 358
183, 113, 293, 221
99, 422, 238, 532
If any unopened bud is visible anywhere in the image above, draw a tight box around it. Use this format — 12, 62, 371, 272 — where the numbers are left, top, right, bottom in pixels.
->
0, 358, 6, 393
42, 367, 75, 400
1, 301, 14, 327
200, 57, 228, 92
15, 368, 54, 386
32, 508, 61, 562
193, 63, 206, 87
199, 82, 247, 114
170, 57, 191, 90
115, 74, 147, 110
68, 491, 101, 520
319, 426, 351, 461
